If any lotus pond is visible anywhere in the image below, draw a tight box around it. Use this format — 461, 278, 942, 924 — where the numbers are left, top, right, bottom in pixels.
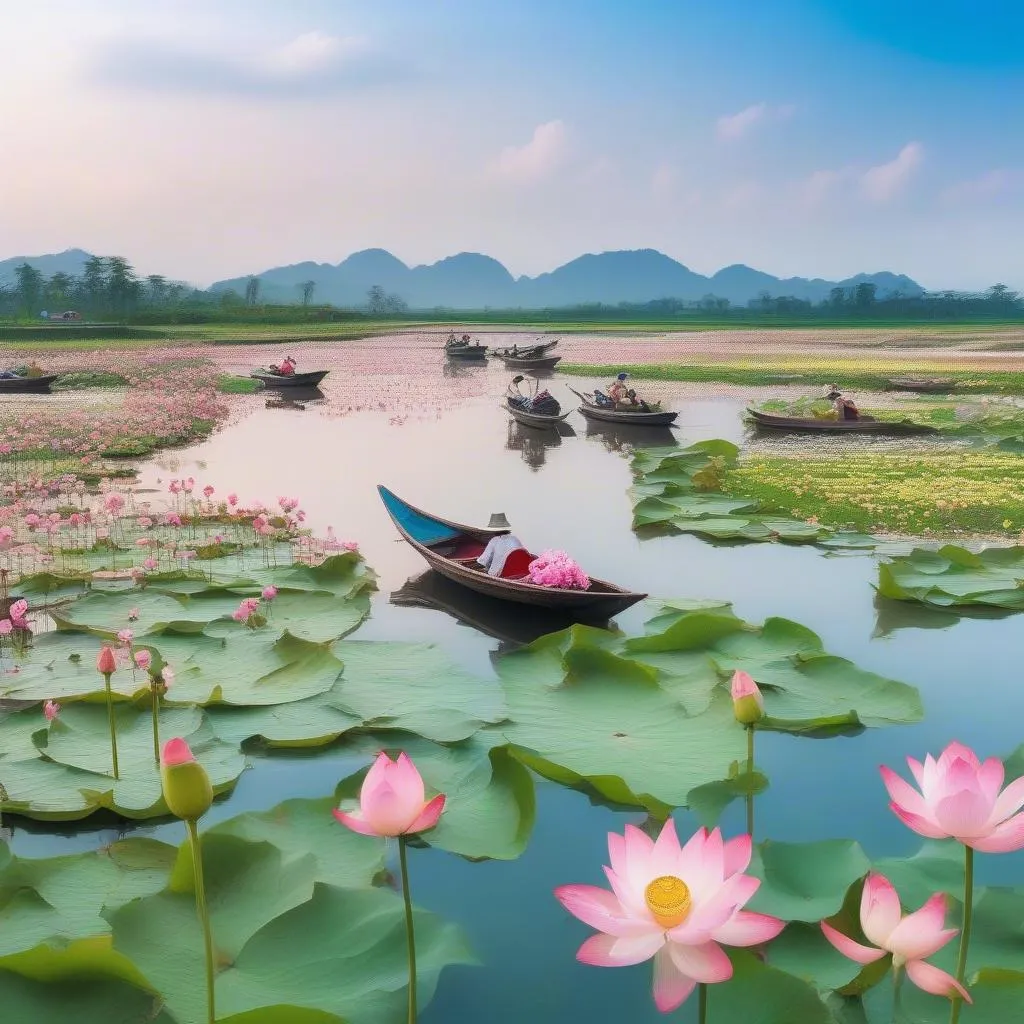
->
1, 353, 1023, 1024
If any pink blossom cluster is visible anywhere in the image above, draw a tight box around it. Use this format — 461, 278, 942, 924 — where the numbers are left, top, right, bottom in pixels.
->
0, 598, 29, 634
527, 550, 590, 590
232, 596, 263, 623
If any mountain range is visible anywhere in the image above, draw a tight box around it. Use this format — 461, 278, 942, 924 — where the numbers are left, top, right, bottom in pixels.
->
212, 248, 925, 308
1, 247, 926, 308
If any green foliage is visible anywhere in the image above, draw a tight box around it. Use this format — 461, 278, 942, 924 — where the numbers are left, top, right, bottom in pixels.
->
877, 544, 1024, 610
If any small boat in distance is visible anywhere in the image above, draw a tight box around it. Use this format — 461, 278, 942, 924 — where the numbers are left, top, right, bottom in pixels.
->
885, 377, 958, 393
746, 408, 939, 435
568, 386, 678, 426
502, 354, 562, 371
377, 486, 647, 616
492, 339, 559, 358
504, 398, 572, 428
445, 332, 489, 359
0, 373, 60, 393
251, 369, 330, 388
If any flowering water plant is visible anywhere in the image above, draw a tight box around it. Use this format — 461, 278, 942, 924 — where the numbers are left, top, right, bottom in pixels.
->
527, 549, 590, 589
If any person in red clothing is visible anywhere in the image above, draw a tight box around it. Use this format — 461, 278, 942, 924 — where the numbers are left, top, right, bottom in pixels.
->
272, 356, 296, 376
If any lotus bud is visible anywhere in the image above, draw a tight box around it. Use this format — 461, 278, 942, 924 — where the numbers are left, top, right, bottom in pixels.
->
730, 670, 765, 725
160, 738, 213, 821
97, 645, 117, 676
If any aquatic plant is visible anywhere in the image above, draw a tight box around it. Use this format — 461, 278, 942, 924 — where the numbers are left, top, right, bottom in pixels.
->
335, 752, 447, 1023
555, 820, 784, 1015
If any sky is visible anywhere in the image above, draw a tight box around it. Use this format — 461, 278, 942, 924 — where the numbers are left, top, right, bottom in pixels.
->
2, 0, 1023, 290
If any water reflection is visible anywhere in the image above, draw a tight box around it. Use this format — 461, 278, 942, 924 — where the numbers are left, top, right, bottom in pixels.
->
390, 569, 614, 652
583, 419, 678, 454
443, 359, 488, 379
264, 386, 326, 411
505, 418, 576, 470
872, 592, 1016, 638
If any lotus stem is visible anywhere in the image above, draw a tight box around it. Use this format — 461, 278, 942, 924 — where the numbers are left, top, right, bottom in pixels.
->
893, 964, 904, 1023
103, 671, 119, 779
949, 846, 974, 1024
399, 835, 418, 1023
745, 725, 755, 839
151, 682, 161, 766
698, 982, 707, 1024
186, 818, 216, 1024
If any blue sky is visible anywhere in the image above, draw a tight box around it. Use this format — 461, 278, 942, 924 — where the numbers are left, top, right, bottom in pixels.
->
2, 0, 1022, 289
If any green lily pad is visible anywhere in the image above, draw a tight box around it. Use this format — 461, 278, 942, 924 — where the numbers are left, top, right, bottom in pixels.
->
0, 706, 245, 820
628, 442, 851, 546
708, 950, 835, 1023
331, 640, 506, 742
877, 544, 1024, 611
0, 973, 174, 1024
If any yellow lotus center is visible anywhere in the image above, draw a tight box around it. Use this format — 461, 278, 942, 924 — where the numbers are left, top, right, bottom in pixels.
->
644, 875, 692, 930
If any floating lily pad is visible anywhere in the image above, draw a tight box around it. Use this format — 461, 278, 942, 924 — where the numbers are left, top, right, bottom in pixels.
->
628, 443, 856, 546
877, 544, 1024, 610
331, 640, 506, 742
0, 706, 245, 820
0, 973, 173, 1024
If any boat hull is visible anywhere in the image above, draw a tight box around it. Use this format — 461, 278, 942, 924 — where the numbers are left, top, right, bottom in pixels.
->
0, 374, 59, 392
378, 485, 646, 616
252, 370, 330, 388
747, 409, 938, 435
502, 355, 562, 370
505, 399, 570, 427
886, 378, 957, 393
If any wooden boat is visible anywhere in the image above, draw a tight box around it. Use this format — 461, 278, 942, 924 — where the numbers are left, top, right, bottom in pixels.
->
886, 377, 957, 393
446, 343, 488, 360
251, 369, 330, 388
746, 408, 939, 435
378, 486, 646, 616
391, 569, 613, 648
493, 339, 559, 358
568, 386, 678, 427
0, 373, 59, 393
504, 398, 571, 428
502, 354, 562, 371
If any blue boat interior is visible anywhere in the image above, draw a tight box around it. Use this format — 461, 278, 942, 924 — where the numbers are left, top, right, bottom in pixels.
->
378, 486, 461, 546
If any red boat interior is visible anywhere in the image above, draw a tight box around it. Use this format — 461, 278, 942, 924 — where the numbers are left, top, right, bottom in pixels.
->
433, 536, 538, 580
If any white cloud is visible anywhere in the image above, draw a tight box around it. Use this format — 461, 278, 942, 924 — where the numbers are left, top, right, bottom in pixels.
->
797, 167, 855, 208
85, 30, 405, 97
860, 142, 924, 202
721, 181, 763, 211
715, 102, 794, 141
941, 169, 1021, 204
491, 120, 568, 183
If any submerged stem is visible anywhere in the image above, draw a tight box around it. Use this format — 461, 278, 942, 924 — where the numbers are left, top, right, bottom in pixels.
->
187, 818, 216, 1024
949, 845, 974, 1024
399, 836, 418, 1023
103, 672, 119, 779
892, 964, 904, 1024
698, 982, 707, 1024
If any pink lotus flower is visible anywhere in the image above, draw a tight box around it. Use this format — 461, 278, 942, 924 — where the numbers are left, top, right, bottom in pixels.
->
555, 821, 784, 1013
341, 540, 358, 552
821, 874, 970, 1003
203, 485, 215, 498
333, 752, 446, 838
527, 550, 590, 590
97, 645, 117, 675
162, 664, 175, 688
262, 586, 277, 600
43, 699, 60, 721
117, 628, 134, 645
881, 742, 1024, 853
1, 618, 16, 636
9, 599, 28, 628
143, 557, 158, 570
135, 650, 152, 670
227, 493, 238, 506
128, 608, 140, 621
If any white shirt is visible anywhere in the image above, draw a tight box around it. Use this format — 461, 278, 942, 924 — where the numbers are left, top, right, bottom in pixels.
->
476, 534, 525, 576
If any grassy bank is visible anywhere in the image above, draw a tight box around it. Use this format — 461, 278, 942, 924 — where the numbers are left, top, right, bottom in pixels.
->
727, 451, 1024, 537
561, 359, 1024, 395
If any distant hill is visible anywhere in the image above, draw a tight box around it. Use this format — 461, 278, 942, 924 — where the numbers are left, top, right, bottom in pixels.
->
209, 248, 926, 308
0, 248, 92, 286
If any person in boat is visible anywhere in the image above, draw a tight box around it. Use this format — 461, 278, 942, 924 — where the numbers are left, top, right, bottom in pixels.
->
476, 527, 527, 577
608, 372, 629, 404
25, 360, 43, 378
824, 384, 860, 421
270, 356, 296, 376
507, 375, 531, 410
622, 388, 652, 413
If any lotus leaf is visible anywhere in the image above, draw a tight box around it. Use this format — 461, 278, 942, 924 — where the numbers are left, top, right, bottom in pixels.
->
877, 544, 1024, 610
0, 706, 245, 820
331, 640, 507, 742
0, 973, 173, 1024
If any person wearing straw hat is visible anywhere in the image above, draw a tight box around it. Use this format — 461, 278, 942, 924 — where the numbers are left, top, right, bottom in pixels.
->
476, 514, 525, 577
824, 383, 860, 421
608, 372, 630, 404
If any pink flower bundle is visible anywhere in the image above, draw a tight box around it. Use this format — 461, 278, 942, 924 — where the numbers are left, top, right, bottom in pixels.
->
526, 550, 590, 590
